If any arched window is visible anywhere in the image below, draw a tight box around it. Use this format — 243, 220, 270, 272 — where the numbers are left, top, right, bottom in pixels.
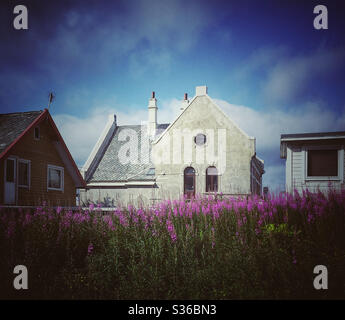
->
184, 167, 195, 199
206, 166, 218, 192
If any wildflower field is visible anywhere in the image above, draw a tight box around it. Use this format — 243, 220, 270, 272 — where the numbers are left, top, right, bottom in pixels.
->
1, 189, 345, 299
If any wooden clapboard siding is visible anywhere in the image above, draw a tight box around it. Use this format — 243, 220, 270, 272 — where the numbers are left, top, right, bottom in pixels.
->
1, 118, 76, 206
291, 147, 304, 189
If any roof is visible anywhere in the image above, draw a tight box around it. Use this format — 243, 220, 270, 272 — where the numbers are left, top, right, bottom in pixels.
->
280, 131, 345, 159
0, 110, 43, 154
0, 109, 85, 188
87, 123, 169, 183
252, 155, 265, 174
281, 131, 345, 141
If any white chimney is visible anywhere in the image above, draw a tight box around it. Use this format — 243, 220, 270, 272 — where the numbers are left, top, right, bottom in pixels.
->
196, 85, 208, 96
148, 91, 157, 138
180, 93, 189, 112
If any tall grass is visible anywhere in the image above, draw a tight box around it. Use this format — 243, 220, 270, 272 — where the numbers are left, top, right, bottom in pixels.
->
1, 189, 345, 299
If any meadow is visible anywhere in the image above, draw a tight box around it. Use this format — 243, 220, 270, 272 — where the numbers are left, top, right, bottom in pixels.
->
1, 189, 344, 299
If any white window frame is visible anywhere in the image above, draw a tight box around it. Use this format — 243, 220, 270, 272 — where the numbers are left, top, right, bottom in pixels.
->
305, 145, 344, 181
47, 164, 64, 191
18, 159, 31, 189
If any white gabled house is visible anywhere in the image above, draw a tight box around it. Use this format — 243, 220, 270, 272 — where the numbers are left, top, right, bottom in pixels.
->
280, 131, 345, 193
80, 86, 265, 206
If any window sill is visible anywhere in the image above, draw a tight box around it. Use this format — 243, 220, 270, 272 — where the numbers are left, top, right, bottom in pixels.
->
47, 188, 64, 192
18, 185, 30, 189
305, 177, 340, 181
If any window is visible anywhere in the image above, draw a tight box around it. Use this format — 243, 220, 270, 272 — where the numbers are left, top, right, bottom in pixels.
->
47, 165, 64, 191
34, 126, 40, 140
184, 167, 195, 199
5, 158, 15, 182
307, 149, 338, 177
194, 133, 206, 146
206, 166, 218, 192
18, 160, 30, 187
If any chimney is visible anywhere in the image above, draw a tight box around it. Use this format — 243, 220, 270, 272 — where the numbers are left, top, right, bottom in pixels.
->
195, 85, 208, 96
180, 93, 189, 112
148, 91, 157, 138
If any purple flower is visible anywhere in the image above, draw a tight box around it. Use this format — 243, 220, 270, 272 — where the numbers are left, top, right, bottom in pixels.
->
88, 243, 94, 254
166, 219, 177, 242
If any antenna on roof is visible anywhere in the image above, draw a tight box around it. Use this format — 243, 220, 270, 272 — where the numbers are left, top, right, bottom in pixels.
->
48, 92, 55, 110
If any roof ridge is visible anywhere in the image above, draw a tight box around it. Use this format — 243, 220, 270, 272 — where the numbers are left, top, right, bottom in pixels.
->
0, 110, 43, 116
117, 122, 170, 127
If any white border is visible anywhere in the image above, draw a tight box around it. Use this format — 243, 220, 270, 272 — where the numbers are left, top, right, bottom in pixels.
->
304, 145, 344, 182
47, 164, 64, 191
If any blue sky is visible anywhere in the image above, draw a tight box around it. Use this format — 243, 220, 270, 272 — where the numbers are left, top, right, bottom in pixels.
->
1, 0, 345, 191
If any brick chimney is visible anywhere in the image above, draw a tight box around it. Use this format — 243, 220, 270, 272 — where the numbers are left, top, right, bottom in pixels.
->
180, 93, 189, 112
148, 91, 157, 138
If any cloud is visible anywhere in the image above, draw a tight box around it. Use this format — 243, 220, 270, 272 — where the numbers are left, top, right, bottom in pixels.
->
214, 99, 345, 154
234, 45, 288, 80
128, 49, 173, 78
232, 46, 345, 107
12, 0, 218, 76
262, 47, 345, 104
53, 97, 182, 166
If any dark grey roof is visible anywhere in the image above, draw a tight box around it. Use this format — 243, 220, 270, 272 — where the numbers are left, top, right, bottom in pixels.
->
252, 155, 265, 174
0, 110, 42, 154
88, 123, 169, 182
281, 131, 345, 140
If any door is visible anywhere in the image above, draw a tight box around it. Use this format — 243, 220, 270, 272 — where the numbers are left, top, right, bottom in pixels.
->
184, 167, 195, 199
4, 157, 16, 205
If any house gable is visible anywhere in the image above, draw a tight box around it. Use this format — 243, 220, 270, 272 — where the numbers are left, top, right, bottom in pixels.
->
0, 109, 85, 206
152, 94, 256, 170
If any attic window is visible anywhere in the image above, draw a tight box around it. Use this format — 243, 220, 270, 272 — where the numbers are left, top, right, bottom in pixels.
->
194, 133, 206, 146
34, 126, 40, 140
47, 165, 64, 191
146, 168, 155, 176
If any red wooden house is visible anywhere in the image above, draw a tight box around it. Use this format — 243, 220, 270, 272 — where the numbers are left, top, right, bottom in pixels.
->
0, 109, 85, 206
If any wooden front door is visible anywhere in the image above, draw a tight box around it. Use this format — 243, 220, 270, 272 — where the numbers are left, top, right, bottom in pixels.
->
184, 167, 195, 199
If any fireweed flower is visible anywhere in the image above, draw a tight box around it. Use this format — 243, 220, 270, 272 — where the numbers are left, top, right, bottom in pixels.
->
88, 243, 94, 254
103, 215, 115, 231
166, 219, 177, 242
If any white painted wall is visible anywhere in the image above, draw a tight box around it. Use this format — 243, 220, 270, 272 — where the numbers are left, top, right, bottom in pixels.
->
286, 144, 345, 193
